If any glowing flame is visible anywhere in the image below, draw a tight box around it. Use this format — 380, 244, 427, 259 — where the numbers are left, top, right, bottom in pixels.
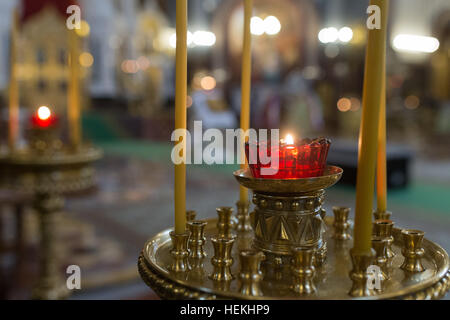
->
37, 106, 51, 120
285, 134, 294, 145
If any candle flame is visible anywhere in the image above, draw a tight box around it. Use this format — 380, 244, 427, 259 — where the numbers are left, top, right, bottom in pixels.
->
285, 134, 294, 145
37, 106, 51, 121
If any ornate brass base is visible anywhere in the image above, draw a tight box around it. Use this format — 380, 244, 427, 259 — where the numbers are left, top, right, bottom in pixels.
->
138, 217, 450, 300
1, 145, 102, 300
237, 166, 342, 265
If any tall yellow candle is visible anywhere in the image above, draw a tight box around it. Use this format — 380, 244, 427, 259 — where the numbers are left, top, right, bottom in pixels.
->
353, 0, 389, 254
8, 10, 19, 151
68, 29, 81, 150
239, 0, 253, 203
376, 70, 387, 213
174, 0, 188, 234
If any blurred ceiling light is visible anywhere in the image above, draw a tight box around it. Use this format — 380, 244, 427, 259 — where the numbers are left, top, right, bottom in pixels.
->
393, 34, 440, 53
79, 52, 94, 67
200, 76, 216, 91
169, 31, 194, 48
337, 98, 351, 112
318, 27, 339, 44
251, 17, 265, 36
193, 31, 216, 46
75, 20, 90, 37
338, 27, 353, 43
264, 16, 281, 35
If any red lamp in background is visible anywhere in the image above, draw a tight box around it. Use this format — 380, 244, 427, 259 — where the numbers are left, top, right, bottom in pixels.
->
31, 106, 58, 128
245, 135, 331, 179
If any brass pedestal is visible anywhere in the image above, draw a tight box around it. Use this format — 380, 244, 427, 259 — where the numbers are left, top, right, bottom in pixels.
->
236, 166, 342, 265
2, 145, 102, 299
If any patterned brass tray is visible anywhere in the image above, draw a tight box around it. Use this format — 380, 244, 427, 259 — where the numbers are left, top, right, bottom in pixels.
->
2, 145, 103, 194
138, 217, 450, 300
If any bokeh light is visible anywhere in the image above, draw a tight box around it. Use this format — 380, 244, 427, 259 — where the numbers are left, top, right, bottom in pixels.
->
75, 20, 90, 37
337, 98, 351, 112
37, 106, 51, 120
338, 27, 353, 42
250, 17, 265, 36
200, 76, 216, 91
79, 52, 94, 68
264, 16, 281, 35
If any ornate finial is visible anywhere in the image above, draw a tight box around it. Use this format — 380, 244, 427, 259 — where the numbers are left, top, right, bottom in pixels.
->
216, 207, 234, 238
371, 237, 390, 287
187, 220, 207, 259
186, 210, 197, 222
332, 206, 351, 240
373, 210, 392, 221
373, 219, 395, 263
290, 247, 316, 295
169, 231, 191, 273
236, 201, 252, 232
348, 248, 376, 297
400, 229, 426, 273
209, 235, 236, 281
238, 250, 265, 296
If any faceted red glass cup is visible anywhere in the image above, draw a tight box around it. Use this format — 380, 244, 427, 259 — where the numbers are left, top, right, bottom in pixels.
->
245, 138, 330, 179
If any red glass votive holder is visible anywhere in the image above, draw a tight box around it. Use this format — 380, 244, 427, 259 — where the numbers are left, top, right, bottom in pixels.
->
245, 137, 331, 179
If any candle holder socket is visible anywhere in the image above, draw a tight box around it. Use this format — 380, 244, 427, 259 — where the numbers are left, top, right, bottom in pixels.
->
187, 220, 207, 259
290, 247, 316, 295
169, 231, 191, 273
236, 201, 252, 232
373, 219, 395, 263
373, 210, 392, 221
209, 235, 236, 281
332, 206, 351, 240
372, 237, 390, 285
348, 248, 376, 297
238, 250, 265, 296
216, 207, 234, 238
186, 210, 197, 223
400, 229, 426, 273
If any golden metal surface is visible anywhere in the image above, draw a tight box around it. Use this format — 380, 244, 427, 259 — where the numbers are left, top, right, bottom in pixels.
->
332, 207, 351, 240
373, 219, 395, 265
209, 236, 236, 282
290, 247, 316, 295
236, 201, 252, 232
187, 221, 207, 259
348, 248, 376, 297
235, 168, 341, 264
233, 166, 343, 194
238, 250, 265, 296
169, 231, 191, 273
216, 207, 234, 239
400, 229, 426, 273
4, 146, 102, 195
138, 217, 450, 299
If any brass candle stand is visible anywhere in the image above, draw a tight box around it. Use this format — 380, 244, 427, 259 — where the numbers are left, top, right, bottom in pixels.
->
138, 166, 450, 300
1, 126, 102, 300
